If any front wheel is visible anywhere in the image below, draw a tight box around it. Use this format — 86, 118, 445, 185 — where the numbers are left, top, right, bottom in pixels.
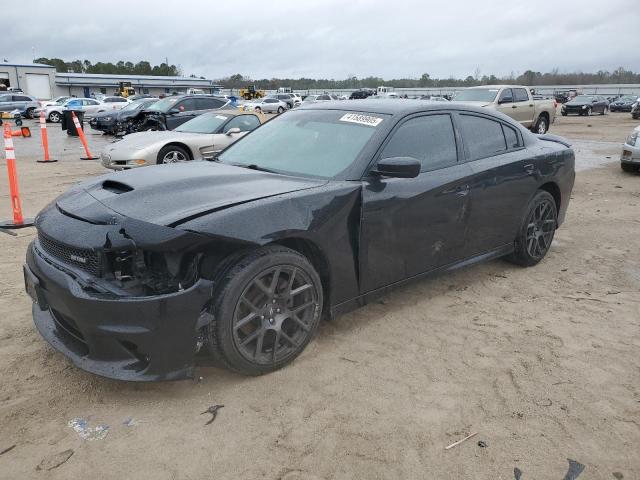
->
48, 111, 61, 123
277, 106, 285, 114
601, 106, 608, 115
561, 111, 567, 116
207, 246, 323, 375
586, 107, 592, 116
156, 145, 189, 164
507, 190, 557, 267
25, 108, 35, 119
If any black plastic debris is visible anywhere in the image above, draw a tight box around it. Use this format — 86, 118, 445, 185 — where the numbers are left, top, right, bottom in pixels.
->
202, 405, 224, 425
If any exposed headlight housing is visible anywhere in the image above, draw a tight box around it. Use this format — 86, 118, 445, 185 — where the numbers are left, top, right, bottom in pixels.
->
627, 131, 638, 147
581, 105, 587, 109
102, 116, 112, 121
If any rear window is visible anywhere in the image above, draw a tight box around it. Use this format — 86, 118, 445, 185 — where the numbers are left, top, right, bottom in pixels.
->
458, 114, 507, 160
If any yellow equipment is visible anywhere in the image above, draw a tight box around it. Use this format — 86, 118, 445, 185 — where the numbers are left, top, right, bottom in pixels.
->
116, 82, 136, 98
239, 85, 265, 100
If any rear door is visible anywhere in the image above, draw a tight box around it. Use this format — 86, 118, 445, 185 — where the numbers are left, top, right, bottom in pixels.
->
360, 112, 473, 293
456, 112, 534, 256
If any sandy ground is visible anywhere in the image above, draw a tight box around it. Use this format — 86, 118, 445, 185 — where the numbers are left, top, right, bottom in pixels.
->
0, 112, 638, 479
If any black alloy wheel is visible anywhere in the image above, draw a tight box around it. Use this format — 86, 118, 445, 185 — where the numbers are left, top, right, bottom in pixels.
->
508, 190, 557, 266
207, 246, 323, 375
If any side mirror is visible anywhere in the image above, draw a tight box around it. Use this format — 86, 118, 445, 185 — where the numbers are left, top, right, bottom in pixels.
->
226, 127, 241, 136
374, 157, 420, 178
498, 97, 513, 104
169, 108, 180, 114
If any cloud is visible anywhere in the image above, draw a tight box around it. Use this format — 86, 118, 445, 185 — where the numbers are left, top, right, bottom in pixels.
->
3, 0, 639, 80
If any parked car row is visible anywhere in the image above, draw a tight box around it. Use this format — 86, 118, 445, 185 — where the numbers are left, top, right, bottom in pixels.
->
561, 95, 609, 116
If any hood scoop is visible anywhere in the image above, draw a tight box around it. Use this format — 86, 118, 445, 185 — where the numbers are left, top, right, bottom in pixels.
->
102, 180, 133, 194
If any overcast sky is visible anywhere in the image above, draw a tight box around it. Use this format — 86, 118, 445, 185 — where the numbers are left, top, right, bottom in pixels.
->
3, 0, 639, 80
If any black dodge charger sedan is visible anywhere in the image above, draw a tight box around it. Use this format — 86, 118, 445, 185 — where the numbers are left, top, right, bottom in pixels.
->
561, 95, 609, 116
24, 101, 575, 381
89, 97, 159, 135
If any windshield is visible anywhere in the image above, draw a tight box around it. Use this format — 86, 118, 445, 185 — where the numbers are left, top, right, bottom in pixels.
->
175, 112, 230, 133
122, 99, 155, 111
146, 97, 179, 112
573, 95, 594, 102
218, 110, 384, 178
303, 96, 317, 102
454, 89, 500, 102
619, 96, 636, 102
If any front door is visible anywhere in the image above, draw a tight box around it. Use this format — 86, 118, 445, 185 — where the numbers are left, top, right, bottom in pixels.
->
360, 113, 472, 293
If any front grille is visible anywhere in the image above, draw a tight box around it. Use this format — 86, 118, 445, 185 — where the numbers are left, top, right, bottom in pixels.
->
38, 232, 102, 276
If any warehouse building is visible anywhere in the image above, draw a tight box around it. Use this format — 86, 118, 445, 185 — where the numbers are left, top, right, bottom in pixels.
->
0, 62, 219, 99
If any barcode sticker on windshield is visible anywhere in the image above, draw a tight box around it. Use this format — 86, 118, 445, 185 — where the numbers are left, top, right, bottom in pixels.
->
339, 113, 383, 127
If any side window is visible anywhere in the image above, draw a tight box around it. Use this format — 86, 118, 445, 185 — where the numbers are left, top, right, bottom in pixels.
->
177, 99, 198, 111
503, 124, 520, 149
113, 97, 127, 103
458, 114, 507, 160
381, 114, 458, 173
224, 115, 260, 133
513, 89, 529, 102
498, 89, 513, 103
103, 98, 114, 103
16, 96, 31, 101
196, 98, 225, 110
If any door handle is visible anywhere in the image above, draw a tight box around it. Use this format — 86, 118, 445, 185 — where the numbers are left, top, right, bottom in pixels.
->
524, 163, 535, 174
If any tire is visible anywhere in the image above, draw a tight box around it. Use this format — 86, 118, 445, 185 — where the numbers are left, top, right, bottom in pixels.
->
48, 111, 61, 123
254, 107, 261, 113
206, 245, 323, 375
601, 106, 608, 115
277, 106, 285, 114
561, 111, 567, 116
507, 190, 557, 267
533, 115, 548, 134
586, 107, 592, 116
621, 163, 637, 173
25, 108, 35, 119
156, 145, 189, 164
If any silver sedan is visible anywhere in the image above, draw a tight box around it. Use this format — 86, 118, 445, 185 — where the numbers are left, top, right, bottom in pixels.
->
242, 98, 288, 113
100, 110, 263, 170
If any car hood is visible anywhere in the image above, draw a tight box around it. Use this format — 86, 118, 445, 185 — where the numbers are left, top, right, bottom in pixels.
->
106, 131, 207, 151
56, 161, 326, 227
565, 100, 592, 106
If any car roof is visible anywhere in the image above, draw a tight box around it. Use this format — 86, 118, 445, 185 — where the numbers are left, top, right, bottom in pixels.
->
298, 99, 503, 117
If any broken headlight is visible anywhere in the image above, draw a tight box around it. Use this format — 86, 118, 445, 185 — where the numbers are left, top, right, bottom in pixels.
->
106, 249, 200, 295
627, 131, 638, 147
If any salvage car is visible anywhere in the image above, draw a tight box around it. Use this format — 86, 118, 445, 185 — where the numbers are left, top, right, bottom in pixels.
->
453, 85, 556, 134
561, 95, 609, 116
100, 110, 262, 169
631, 99, 640, 120
24, 101, 575, 381
89, 98, 159, 135
38, 97, 104, 122
135, 94, 230, 131
620, 125, 640, 173
609, 95, 639, 112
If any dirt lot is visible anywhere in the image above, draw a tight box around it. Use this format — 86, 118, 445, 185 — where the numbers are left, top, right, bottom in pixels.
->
0, 112, 638, 479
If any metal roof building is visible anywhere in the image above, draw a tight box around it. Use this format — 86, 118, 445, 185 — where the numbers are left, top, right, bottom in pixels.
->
0, 62, 219, 99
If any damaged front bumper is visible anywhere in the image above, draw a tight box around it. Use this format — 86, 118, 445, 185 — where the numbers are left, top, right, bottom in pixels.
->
25, 242, 214, 381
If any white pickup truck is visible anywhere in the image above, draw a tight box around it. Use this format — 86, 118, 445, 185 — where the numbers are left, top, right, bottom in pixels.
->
454, 85, 556, 134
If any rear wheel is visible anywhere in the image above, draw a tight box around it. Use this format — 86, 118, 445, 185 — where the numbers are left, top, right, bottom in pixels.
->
254, 107, 261, 113
277, 106, 285, 114
533, 115, 548, 134
507, 190, 557, 267
156, 145, 189, 164
207, 246, 323, 375
48, 111, 61, 123
25, 107, 35, 119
